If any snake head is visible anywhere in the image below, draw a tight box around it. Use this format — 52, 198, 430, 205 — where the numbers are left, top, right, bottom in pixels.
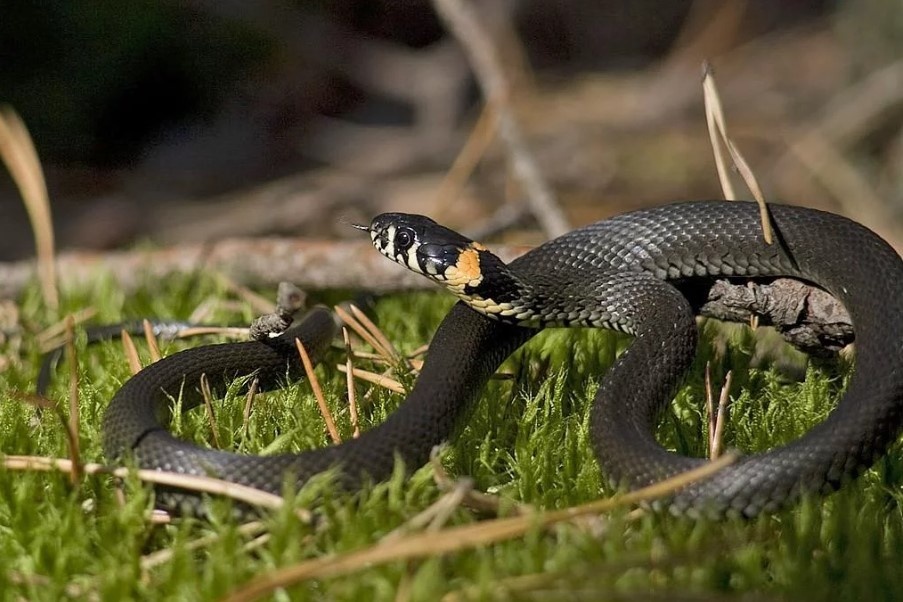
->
356, 213, 493, 294
357, 213, 536, 323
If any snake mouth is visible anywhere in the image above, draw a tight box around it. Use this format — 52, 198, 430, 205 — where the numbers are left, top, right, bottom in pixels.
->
355, 219, 394, 260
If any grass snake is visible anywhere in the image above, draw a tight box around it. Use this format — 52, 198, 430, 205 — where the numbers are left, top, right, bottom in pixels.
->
102, 200, 903, 517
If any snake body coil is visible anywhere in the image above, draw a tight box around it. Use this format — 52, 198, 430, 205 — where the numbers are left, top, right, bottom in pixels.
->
103, 201, 903, 516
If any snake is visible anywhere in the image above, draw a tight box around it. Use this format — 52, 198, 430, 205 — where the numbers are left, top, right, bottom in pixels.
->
102, 200, 903, 517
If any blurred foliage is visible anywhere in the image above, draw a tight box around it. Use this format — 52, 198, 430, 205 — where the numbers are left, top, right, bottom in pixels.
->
0, 2, 273, 165
835, 0, 903, 72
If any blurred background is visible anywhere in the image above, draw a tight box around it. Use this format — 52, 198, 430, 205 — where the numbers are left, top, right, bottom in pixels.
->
1, 0, 901, 261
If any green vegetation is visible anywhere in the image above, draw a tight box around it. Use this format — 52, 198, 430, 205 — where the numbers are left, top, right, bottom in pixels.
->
1, 276, 901, 601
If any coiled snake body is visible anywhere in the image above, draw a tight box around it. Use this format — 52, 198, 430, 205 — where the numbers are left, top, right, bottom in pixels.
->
103, 201, 903, 517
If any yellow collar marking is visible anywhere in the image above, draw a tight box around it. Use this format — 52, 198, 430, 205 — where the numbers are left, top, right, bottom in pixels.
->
444, 245, 484, 291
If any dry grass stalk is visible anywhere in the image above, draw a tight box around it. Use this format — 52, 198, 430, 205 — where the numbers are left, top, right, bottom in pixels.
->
214, 273, 278, 315
295, 339, 341, 444
0, 107, 58, 311
336, 365, 406, 395
64, 315, 82, 485
705, 362, 715, 448
787, 129, 894, 235
349, 304, 402, 364
199, 374, 222, 449
36, 308, 97, 351
701, 62, 773, 244
140, 521, 267, 572
342, 327, 361, 439
775, 59, 903, 245
709, 370, 733, 460
383, 479, 473, 543
176, 326, 249, 339
429, 451, 531, 517
334, 305, 395, 365
141, 319, 163, 363
120, 330, 142, 375
3, 455, 310, 519
241, 377, 259, 442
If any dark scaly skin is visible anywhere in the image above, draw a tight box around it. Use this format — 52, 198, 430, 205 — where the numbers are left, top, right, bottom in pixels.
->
102, 201, 903, 517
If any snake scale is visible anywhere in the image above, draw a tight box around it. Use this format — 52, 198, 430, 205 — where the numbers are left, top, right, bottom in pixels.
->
102, 201, 903, 517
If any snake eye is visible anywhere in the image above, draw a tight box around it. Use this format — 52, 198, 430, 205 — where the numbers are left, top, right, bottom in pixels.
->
394, 227, 416, 252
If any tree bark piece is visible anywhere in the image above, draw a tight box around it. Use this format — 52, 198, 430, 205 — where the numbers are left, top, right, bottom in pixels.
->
698, 278, 852, 356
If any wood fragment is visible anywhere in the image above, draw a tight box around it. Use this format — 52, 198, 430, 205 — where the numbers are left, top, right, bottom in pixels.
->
695, 278, 853, 356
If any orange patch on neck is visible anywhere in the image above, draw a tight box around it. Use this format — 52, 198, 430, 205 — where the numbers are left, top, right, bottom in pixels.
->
456, 247, 482, 282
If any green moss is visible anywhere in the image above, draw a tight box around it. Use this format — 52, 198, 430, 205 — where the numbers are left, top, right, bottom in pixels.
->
1, 276, 901, 601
